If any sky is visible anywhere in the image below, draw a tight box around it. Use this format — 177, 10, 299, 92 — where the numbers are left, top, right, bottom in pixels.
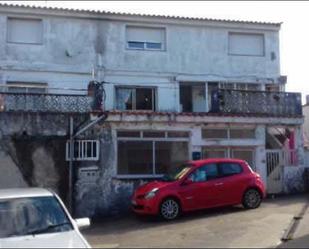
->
2, 1, 309, 103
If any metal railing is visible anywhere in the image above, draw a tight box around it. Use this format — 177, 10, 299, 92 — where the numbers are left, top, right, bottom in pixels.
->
266, 149, 298, 177
211, 89, 302, 117
0, 85, 103, 113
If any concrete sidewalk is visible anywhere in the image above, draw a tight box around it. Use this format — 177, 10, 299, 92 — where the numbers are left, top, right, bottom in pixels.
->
278, 197, 309, 248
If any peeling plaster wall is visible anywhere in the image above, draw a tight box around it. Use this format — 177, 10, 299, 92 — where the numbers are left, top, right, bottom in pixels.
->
74, 123, 146, 218
0, 149, 28, 188
0, 113, 87, 202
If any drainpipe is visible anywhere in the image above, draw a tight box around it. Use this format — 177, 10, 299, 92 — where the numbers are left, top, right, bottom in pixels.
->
68, 116, 74, 214
68, 112, 108, 215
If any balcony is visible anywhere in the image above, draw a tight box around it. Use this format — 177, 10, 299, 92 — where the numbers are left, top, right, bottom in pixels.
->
0, 85, 103, 114
210, 89, 302, 117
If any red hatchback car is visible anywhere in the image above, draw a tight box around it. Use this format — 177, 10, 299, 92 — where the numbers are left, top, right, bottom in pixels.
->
132, 158, 266, 220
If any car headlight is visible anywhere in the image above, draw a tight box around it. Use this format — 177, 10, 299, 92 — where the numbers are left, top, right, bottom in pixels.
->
144, 188, 159, 200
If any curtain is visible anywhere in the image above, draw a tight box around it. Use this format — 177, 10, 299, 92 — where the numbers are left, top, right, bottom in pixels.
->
116, 88, 133, 110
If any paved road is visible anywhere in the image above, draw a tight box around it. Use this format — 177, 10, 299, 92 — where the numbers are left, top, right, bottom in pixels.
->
83, 195, 308, 248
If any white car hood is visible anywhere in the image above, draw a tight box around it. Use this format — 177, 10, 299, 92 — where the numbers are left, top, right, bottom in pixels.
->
0, 230, 90, 248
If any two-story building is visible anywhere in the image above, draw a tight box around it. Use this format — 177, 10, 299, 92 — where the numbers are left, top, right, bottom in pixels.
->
0, 3, 306, 217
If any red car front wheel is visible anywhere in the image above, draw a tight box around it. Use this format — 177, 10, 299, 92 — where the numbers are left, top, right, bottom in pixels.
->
160, 198, 180, 220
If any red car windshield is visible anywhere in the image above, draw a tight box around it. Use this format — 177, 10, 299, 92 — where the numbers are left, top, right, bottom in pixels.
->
162, 164, 193, 182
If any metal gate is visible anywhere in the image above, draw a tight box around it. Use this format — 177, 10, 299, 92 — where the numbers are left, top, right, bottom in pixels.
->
266, 150, 284, 194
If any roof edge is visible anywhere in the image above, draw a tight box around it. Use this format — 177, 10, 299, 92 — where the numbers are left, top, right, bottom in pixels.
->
0, 3, 282, 27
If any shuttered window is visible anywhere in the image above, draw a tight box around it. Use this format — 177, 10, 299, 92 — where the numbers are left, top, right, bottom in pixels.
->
126, 26, 166, 51
228, 33, 264, 56
7, 18, 43, 44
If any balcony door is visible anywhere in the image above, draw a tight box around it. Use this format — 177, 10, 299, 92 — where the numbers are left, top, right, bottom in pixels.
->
179, 83, 206, 112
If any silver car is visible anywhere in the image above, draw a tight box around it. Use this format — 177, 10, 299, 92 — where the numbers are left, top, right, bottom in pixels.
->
0, 188, 91, 248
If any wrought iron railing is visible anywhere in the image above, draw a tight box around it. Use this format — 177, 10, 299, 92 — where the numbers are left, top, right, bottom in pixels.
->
210, 89, 302, 117
0, 92, 94, 113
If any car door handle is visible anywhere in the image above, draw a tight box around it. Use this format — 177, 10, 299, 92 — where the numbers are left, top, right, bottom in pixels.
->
215, 183, 224, 186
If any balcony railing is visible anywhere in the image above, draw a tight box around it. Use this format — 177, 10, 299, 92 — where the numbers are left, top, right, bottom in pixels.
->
0, 92, 94, 113
0, 83, 105, 114
210, 89, 302, 117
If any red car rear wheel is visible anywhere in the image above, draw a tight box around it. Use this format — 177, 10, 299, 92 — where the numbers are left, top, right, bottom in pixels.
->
243, 189, 262, 209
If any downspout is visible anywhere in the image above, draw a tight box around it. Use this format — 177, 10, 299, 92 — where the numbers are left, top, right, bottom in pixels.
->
68, 112, 108, 216
68, 116, 74, 214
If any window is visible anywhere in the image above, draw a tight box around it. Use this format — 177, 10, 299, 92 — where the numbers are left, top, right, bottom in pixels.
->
126, 26, 165, 51
155, 141, 188, 174
7, 18, 43, 44
118, 141, 153, 175
219, 83, 261, 91
116, 87, 156, 111
202, 126, 256, 140
228, 33, 264, 56
189, 164, 219, 182
143, 131, 165, 138
167, 131, 190, 138
219, 163, 243, 176
180, 83, 206, 112
66, 140, 99, 161
6, 82, 47, 94
202, 129, 228, 139
230, 129, 256, 139
265, 84, 281, 92
117, 131, 189, 176
202, 148, 228, 158
231, 149, 255, 170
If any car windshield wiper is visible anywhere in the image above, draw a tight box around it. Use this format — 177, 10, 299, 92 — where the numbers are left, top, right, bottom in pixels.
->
26, 222, 72, 236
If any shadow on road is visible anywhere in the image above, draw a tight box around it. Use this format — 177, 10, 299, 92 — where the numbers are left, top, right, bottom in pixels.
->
278, 234, 309, 248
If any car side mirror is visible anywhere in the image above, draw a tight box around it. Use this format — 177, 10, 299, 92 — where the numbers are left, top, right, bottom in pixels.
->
75, 218, 90, 230
182, 178, 193, 186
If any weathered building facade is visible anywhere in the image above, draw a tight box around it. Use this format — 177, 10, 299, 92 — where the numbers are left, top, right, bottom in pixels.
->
0, 4, 306, 218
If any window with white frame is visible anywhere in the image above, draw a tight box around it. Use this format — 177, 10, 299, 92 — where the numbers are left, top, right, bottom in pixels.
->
126, 26, 166, 51
6, 82, 47, 94
66, 140, 99, 161
202, 148, 228, 158
116, 87, 156, 111
228, 32, 265, 56
7, 17, 43, 44
202, 126, 256, 139
231, 148, 255, 170
202, 128, 228, 139
202, 147, 255, 170
117, 130, 189, 176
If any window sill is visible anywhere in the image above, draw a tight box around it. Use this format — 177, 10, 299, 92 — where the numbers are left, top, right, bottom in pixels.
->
113, 175, 164, 180
125, 48, 167, 52
7, 41, 44, 46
